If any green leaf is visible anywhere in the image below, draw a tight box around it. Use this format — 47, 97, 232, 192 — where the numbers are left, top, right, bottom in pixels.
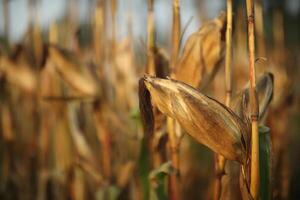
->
95, 185, 120, 200
130, 107, 142, 127
138, 138, 151, 200
259, 125, 271, 200
149, 161, 174, 200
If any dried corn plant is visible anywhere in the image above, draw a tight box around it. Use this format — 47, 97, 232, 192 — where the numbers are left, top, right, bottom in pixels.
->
139, 70, 274, 200
1, 0, 299, 199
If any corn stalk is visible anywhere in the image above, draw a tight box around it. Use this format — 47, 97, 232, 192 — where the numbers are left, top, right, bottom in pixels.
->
214, 0, 232, 199
146, 0, 155, 75
246, 0, 260, 199
168, 0, 181, 199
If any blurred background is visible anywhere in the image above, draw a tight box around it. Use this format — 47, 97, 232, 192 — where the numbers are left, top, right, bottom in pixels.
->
0, 0, 299, 199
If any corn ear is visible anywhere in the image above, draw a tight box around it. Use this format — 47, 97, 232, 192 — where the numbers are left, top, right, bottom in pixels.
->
140, 76, 249, 163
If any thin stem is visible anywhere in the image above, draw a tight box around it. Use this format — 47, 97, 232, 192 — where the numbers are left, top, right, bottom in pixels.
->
49, 21, 58, 45
111, 0, 117, 58
214, 0, 232, 199
94, 0, 104, 66
225, 0, 233, 108
255, 0, 266, 59
246, 0, 260, 199
94, 106, 112, 181
110, 0, 117, 85
67, 0, 78, 50
3, 0, 9, 40
171, 0, 181, 69
168, 1, 181, 199
146, 0, 155, 75
273, 10, 284, 48
167, 118, 181, 200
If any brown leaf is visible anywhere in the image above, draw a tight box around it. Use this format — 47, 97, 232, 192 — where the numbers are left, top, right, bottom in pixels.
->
174, 12, 226, 89
0, 56, 37, 92
154, 47, 170, 78
48, 46, 97, 96
141, 76, 249, 163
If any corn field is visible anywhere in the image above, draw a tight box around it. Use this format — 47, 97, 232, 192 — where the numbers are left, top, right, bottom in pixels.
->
0, 0, 300, 199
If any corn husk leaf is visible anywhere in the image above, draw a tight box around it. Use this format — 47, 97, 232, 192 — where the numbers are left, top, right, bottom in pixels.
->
232, 72, 274, 122
139, 76, 249, 163
174, 12, 226, 89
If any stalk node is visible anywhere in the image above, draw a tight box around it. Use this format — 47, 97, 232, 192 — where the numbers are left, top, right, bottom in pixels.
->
248, 14, 255, 24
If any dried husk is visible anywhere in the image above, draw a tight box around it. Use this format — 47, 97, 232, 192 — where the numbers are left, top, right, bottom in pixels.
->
174, 12, 226, 89
139, 76, 249, 163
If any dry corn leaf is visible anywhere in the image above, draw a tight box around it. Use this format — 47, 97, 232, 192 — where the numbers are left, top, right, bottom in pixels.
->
232, 72, 274, 122
0, 56, 37, 92
116, 161, 135, 188
115, 39, 138, 109
40, 59, 65, 99
139, 76, 249, 163
1, 106, 14, 142
154, 47, 169, 78
48, 46, 97, 96
220, 161, 242, 200
53, 114, 75, 172
174, 12, 226, 89
68, 103, 96, 166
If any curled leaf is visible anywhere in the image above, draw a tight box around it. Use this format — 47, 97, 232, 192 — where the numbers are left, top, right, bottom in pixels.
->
232, 72, 274, 122
140, 76, 249, 163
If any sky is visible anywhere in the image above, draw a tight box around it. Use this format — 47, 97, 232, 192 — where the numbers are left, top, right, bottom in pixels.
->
0, 0, 223, 43
0, 0, 299, 43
